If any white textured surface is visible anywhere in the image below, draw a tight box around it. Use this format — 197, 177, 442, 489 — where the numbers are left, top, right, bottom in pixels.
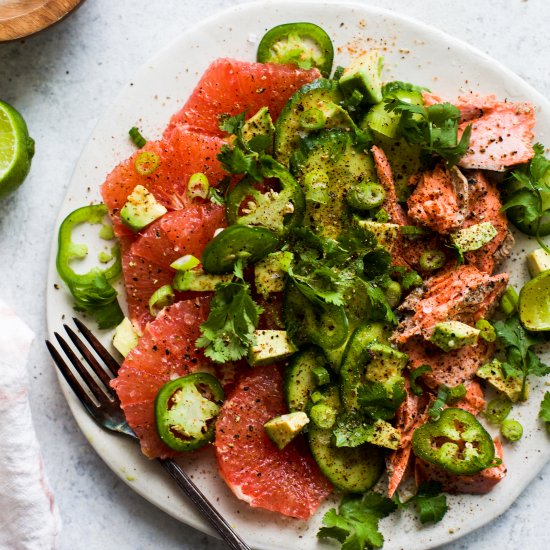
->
0, 1, 548, 549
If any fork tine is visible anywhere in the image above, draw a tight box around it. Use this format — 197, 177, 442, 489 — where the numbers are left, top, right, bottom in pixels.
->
46, 340, 99, 414
64, 324, 116, 391
73, 317, 121, 376
54, 332, 112, 408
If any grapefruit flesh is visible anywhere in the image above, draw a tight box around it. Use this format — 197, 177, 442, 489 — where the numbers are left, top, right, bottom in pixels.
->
165, 59, 321, 137
111, 298, 214, 459
215, 365, 332, 519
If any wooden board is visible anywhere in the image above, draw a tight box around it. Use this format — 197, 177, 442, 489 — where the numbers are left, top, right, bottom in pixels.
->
0, 0, 83, 42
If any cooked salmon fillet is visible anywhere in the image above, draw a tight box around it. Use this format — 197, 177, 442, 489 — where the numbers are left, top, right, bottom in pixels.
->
407, 164, 468, 234
392, 265, 508, 344
453, 380, 486, 416
423, 91, 535, 171
415, 438, 506, 494
461, 170, 513, 273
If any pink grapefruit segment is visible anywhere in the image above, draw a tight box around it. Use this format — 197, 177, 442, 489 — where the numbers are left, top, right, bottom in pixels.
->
165, 59, 321, 137
215, 365, 332, 519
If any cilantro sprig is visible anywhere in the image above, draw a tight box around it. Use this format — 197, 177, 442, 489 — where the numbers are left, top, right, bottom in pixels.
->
493, 315, 550, 401
196, 261, 263, 363
539, 391, 550, 433
383, 98, 471, 166
393, 481, 448, 524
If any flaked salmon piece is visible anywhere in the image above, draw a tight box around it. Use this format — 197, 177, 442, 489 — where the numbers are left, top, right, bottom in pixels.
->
407, 164, 468, 234
392, 265, 508, 344
461, 170, 513, 274
454, 380, 486, 416
371, 145, 410, 226
422, 91, 535, 171
402, 337, 495, 389
415, 438, 506, 494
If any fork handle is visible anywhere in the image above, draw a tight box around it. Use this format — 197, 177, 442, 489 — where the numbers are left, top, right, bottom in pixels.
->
159, 458, 251, 550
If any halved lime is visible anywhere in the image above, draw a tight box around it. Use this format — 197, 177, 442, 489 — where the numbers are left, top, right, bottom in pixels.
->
519, 269, 550, 331
0, 100, 35, 199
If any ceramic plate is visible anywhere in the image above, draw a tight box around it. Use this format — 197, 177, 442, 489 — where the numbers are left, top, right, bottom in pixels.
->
46, 2, 550, 548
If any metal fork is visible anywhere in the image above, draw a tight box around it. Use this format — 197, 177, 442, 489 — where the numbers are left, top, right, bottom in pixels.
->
46, 318, 250, 550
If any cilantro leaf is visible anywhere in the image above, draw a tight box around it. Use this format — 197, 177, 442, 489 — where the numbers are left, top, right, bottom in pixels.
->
218, 112, 246, 135
539, 391, 550, 433
196, 280, 263, 363
394, 481, 448, 524
493, 315, 550, 400
383, 98, 471, 166
318, 492, 397, 550
357, 380, 406, 420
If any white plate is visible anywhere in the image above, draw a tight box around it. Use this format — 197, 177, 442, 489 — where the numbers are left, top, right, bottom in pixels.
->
46, 1, 550, 548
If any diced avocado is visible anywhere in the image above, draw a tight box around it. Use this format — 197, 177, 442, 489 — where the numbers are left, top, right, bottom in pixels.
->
477, 358, 526, 402
254, 251, 293, 297
429, 321, 480, 352
112, 317, 139, 357
355, 219, 400, 251
172, 269, 231, 292
451, 222, 497, 253
120, 185, 167, 232
248, 330, 297, 367
241, 106, 275, 151
363, 419, 401, 450
526, 248, 550, 278
365, 342, 408, 386
264, 411, 309, 449
339, 50, 383, 104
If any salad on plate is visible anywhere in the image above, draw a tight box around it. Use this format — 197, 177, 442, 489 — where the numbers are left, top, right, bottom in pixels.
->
55, 21, 550, 549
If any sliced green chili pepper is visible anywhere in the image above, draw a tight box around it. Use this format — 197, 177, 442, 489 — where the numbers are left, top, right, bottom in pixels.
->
257, 22, 334, 78
346, 182, 386, 210
412, 408, 495, 475
187, 173, 210, 201
155, 373, 224, 452
419, 249, 446, 271
201, 224, 280, 274
134, 151, 159, 175
56, 204, 123, 329
483, 396, 512, 425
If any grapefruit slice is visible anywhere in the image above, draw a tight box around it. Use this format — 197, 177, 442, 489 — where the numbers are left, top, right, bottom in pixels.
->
215, 365, 332, 519
165, 59, 321, 137
100, 127, 227, 235
130, 202, 226, 269
111, 297, 214, 458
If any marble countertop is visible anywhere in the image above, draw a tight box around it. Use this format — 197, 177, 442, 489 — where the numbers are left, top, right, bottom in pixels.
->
1, 0, 548, 548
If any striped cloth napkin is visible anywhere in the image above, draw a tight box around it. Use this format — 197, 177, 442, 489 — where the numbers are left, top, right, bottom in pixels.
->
0, 301, 60, 549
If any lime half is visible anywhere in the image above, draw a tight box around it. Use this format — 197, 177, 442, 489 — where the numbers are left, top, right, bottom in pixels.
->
0, 100, 35, 199
519, 269, 550, 331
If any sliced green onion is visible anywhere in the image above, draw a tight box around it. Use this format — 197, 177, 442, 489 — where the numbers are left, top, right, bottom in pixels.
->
129, 126, 147, 148
374, 208, 390, 222
500, 418, 523, 441
304, 170, 330, 204
170, 254, 200, 271
475, 319, 496, 342
500, 285, 519, 317
300, 108, 326, 130
135, 151, 159, 176
410, 365, 432, 396
187, 173, 210, 201
346, 182, 386, 210
419, 249, 446, 271
384, 280, 402, 308
483, 396, 512, 425
99, 224, 115, 240
148, 284, 175, 316
310, 390, 324, 404
312, 366, 330, 386
309, 403, 337, 429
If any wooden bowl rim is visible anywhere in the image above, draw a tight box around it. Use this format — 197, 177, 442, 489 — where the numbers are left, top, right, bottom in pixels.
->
0, 0, 83, 42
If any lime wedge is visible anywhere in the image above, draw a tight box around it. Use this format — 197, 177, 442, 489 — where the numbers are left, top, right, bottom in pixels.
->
0, 100, 35, 199
519, 269, 550, 331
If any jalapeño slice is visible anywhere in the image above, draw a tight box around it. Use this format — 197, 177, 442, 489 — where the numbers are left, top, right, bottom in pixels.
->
155, 373, 224, 452
201, 225, 280, 274
257, 22, 334, 78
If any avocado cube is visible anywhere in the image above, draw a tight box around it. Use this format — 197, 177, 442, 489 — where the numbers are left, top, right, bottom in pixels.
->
363, 419, 401, 450
254, 251, 293, 297
526, 248, 550, 278
241, 106, 275, 151
451, 222, 497, 253
172, 269, 231, 292
264, 411, 309, 449
339, 50, 384, 104
120, 185, 167, 232
365, 342, 408, 386
476, 358, 526, 402
356, 219, 400, 251
429, 321, 480, 352
112, 317, 140, 357
248, 330, 297, 367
